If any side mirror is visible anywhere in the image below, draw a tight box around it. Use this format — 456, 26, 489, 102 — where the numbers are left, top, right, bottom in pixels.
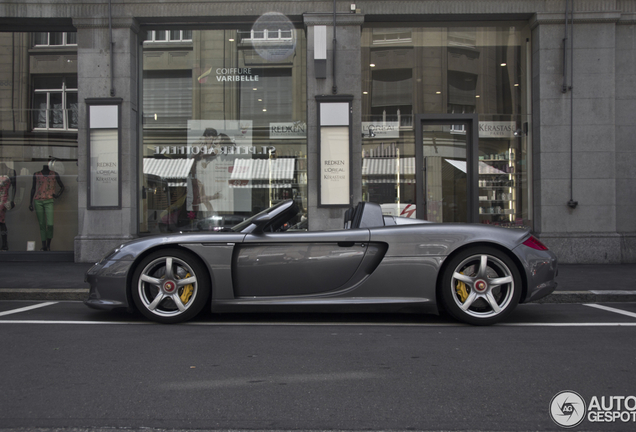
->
249, 212, 273, 234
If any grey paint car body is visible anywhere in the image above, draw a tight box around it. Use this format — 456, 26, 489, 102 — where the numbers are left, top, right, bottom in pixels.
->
85, 200, 557, 317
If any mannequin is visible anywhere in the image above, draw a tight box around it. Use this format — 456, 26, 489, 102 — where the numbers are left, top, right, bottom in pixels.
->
29, 164, 64, 251
0, 163, 17, 251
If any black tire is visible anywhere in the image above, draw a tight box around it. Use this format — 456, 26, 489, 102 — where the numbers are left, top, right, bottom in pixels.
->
131, 248, 210, 324
439, 246, 522, 325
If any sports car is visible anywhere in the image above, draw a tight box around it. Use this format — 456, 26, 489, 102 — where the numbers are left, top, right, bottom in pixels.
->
85, 199, 558, 325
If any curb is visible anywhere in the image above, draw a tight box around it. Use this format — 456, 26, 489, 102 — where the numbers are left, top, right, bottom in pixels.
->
0, 289, 89, 301
534, 291, 636, 304
0, 289, 635, 303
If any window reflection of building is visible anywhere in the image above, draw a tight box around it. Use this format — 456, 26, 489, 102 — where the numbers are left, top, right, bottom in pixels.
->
0, 31, 79, 251
141, 28, 307, 234
361, 24, 530, 228
144, 30, 193, 43
32, 76, 78, 131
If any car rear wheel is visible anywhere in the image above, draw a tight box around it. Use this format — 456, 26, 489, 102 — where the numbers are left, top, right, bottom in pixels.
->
439, 247, 521, 325
131, 249, 210, 324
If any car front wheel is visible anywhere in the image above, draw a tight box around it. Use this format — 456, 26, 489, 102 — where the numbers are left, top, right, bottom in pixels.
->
439, 247, 521, 325
131, 249, 210, 324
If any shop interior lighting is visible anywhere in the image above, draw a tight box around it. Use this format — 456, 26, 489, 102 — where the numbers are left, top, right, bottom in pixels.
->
370, 63, 376, 67
514, 83, 520, 87
363, 91, 368, 95
475, 95, 480, 98
229, 38, 235, 42
500, 62, 507, 66
436, 91, 441, 94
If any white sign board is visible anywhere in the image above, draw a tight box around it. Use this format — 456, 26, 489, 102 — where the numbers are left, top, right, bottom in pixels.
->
320, 127, 350, 205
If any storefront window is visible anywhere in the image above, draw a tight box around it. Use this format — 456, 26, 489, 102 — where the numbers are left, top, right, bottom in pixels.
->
0, 32, 78, 252
361, 23, 532, 228
140, 25, 307, 234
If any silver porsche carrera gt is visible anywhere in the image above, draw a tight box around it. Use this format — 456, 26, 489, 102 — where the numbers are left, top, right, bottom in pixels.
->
85, 199, 557, 325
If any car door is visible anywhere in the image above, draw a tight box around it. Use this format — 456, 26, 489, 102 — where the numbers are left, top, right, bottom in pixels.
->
233, 230, 371, 297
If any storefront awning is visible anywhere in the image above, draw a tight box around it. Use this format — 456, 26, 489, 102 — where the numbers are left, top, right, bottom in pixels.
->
230, 158, 295, 181
143, 158, 195, 186
444, 159, 508, 175
362, 157, 416, 176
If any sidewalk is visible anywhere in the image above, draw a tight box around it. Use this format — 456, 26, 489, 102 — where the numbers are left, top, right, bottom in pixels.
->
0, 260, 634, 303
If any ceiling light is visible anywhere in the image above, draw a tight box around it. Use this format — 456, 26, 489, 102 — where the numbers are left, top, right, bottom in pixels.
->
500, 62, 507, 66
514, 83, 520, 87
436, 91, 441, 94
476, 95, 480, 98
370, 63, 376, 67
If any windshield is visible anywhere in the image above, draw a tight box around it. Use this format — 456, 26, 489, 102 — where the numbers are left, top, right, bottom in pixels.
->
230, 200, 294, 232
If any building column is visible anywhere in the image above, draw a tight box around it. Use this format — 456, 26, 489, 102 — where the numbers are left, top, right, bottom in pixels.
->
304, 12, 365, 231
73, 17, 140, 262
531, 12, 622, 263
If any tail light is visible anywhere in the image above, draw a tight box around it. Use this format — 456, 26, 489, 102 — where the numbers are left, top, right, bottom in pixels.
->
522, 235, 548, 251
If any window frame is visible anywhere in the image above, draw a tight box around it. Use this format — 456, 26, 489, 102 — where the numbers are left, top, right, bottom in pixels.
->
33, 32, 77, 47
32, 77, 78, 131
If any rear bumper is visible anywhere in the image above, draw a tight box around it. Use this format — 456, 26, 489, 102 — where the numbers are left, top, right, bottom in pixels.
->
513, 244, 559, 303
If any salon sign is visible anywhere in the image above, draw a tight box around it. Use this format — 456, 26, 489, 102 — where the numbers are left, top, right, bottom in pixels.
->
269, 122, 307, 139
361, 121, 399, 139
479, 121, 516, 138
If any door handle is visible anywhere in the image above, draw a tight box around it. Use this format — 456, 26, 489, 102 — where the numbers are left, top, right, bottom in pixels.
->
337, 241, 355, 247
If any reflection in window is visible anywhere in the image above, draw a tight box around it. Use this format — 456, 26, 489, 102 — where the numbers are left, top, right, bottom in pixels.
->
361, 24, 532, 228
141, 28, 307, 235
32, 76, 78, 130
144, 30, 193, 43
143, 70, 193, 128
240, 69, 292, 127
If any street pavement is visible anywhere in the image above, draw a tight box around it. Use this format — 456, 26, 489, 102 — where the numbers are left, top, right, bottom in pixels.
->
0, 259, 634, 303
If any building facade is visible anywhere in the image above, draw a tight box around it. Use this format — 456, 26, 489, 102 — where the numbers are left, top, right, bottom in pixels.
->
0, 0, 634, 264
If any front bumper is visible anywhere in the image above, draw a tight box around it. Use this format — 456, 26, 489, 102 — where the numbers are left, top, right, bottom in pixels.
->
84, 259, 135, 311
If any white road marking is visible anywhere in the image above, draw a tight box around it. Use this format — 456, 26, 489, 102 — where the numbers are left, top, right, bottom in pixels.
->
0, 320, 150, 325
500, 322, 636, 327
0, 320, 634, 327
584, 303, 636, 319
0, 302, 58, 317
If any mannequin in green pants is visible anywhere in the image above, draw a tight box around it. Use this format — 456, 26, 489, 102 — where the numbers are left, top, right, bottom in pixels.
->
29, 165, 65, 251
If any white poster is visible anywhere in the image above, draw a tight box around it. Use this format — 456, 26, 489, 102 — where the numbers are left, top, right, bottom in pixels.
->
89, 129, 119, 207
186, 120, 253, 213
320, 127, 350, 205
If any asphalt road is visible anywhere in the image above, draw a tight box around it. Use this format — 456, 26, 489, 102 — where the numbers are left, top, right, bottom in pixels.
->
1, 301, 636, 432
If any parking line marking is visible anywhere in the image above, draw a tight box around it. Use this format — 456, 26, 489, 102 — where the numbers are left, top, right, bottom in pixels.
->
0, 320, 635, 327
584, 303, 636, 319
0, 302, 58, 317
0, 320, 148, 325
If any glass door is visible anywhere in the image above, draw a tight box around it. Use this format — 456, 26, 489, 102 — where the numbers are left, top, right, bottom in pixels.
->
415, 115, 478, 223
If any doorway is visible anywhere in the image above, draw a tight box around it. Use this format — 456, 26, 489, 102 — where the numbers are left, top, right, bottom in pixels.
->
415, 114, 479, 223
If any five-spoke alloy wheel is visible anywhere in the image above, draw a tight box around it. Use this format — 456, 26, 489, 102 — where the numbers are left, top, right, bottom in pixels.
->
131, 249, 210, 324
439, 247, 521, 325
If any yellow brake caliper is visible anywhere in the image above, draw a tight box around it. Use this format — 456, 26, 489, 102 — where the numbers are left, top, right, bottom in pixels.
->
180, 272, 194, 304
455, 272, 469, 303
